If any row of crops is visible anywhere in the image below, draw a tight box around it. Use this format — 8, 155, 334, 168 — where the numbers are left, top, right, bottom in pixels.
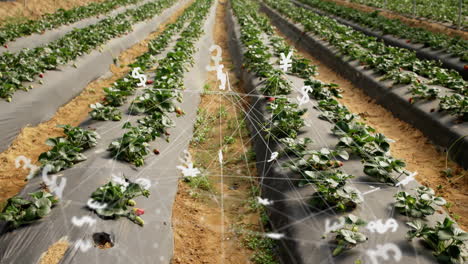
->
228, 0, 467, 263
0, 0, 145, 45
1, 0, 212, 229
0, 0, 215, 262
265, 0, 467, 122
0, 0, 179, 101
350, 0, 467, 28
297, 0, 468, 62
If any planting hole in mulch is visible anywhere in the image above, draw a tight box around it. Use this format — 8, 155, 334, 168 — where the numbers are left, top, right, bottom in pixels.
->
92, 232, 114, 249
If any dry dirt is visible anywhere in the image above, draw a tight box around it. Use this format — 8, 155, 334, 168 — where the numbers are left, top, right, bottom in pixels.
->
172, 0, 262, 263
0, 0, 106, 26
38, 238, 69, 264
0, 0, 193, 204
325, 0, 468, 40
275, 28, 468, 230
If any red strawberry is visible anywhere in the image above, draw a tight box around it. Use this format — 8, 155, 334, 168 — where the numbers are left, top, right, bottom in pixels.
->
464, 65, 468, 71
267, 96, 275, 102
406, 39, 411, 43
408, 98, 414, 104
39, 73, 44, 78
133, 208, 145, 216
102, 97, 107, 101
175, 107, 184, 116
153, 149, 160, 155
3, 44, 7, 49
146, 80, 154, 85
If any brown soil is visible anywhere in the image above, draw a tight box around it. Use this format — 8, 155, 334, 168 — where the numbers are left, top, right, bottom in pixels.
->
172, 1, 261, 263
276, 29, 468, 230
0, 0, 193, 204
38, 237, 69, 264
0, 0, 106, 26
325, 0, 468, 40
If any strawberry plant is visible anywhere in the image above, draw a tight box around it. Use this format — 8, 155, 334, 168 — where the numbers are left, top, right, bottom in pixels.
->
58, 124, 100, 149
305, 79, 341, 100
363, 155, 407, 184
89, 103, 122, 121
306, 170, 363, 211
108, 124, 151, 166
439, 94, 468, 121
324, 214, 367, 256
407, 218, 468, 264
279, 137, 313, 156
103, 87, 132, 106
395, 186, 446, 218
0, 191, 58, 229
89, 179, 150, 226
260, 70, 292, 96
264, 98, 306, 139
287, 147, 349, 173
38, 137, 87, 173
409, 82, 440, 100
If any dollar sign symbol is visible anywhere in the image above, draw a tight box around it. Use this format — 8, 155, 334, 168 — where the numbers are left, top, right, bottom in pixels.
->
297, 85, 312, 105
131, 67, 147, 87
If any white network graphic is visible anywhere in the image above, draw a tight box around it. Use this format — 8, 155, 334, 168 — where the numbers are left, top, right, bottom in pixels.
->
8, 14, 429, 263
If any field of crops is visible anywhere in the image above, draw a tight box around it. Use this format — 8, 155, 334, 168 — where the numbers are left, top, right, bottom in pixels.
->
0, 0, 466, 263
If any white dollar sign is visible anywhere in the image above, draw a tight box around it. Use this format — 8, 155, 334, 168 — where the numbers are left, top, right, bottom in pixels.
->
297, 85, 313, 105
87, 199, 107, 210
74, 239, 93, 252
135, 178, 151, 190
71, 216, 96, 227
366, 219, 398, 234
15, 155, 39, 180
324, 217, 345, 234
367, 243, 402, 264
42, 164, 66, 199
131, 67, 147, 87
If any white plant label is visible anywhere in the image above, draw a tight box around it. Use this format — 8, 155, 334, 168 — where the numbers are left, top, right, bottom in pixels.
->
279, 51, 292, 72
71, 216, 97, 227
366, 218, 398, 234
297, 85, 313, 105
41, 164, 67, 199
131, 67, 147, 87
324, 217, 345, 234
15, 155, 39, 180
367, 243, 402, 264
257, 196, 273, 206
267, 152, 279, 162
218, 149, 223, 164
87, 199, 108, 210
74, 239, 93, 252
177, 150, 201, 178
265, 232, 284, 240
395, 171, 417, 187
